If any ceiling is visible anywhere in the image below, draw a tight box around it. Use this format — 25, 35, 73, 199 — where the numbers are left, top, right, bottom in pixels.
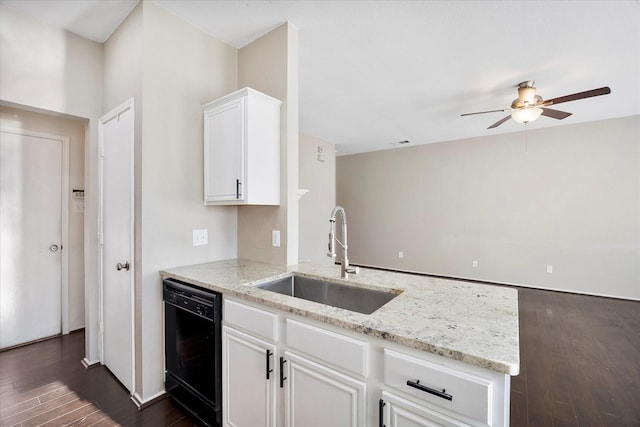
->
2, 1, 639, 155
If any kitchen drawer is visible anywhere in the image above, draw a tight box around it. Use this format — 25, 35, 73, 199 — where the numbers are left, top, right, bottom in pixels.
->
224, 298, 278, 341
286, 318, 369, 377
384, 349, 493, 425
382, 390, 469, 427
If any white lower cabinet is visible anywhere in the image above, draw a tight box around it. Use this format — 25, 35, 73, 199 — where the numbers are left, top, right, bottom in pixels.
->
222, 326, 277, 427
380, 391, 469, 427
283, 351, 366, 427
222, 298, 510, 427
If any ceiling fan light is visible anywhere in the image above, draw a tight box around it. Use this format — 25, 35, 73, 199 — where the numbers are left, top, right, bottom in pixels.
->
511, 107, 543, 124
518, 86, 537, 105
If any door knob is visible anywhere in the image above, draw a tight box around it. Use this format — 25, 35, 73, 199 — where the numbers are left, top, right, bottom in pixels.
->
49, 244, 59, 252
116, 261, 130, 271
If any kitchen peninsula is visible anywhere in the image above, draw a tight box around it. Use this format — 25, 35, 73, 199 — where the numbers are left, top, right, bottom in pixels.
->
161, 259, 520, 426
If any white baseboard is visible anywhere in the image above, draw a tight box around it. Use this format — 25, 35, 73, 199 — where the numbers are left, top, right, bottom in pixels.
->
81, 357, 100, 369
131, 390, 167, 410
353, 262, 640, 301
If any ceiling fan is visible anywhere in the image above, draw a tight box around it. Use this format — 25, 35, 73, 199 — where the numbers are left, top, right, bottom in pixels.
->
461, 81, 611, 129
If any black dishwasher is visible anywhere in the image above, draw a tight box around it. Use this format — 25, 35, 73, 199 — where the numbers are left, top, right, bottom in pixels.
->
163, 278, 222, 427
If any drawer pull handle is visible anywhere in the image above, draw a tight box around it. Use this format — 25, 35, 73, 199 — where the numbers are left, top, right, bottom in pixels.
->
280, 357, 287, 388
406, 379, 453, 401
266, 349, 273, 380
379, 398, 386, 427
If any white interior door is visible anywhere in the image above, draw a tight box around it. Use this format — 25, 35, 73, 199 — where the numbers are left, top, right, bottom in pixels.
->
0, 129, 67, 349
100, 99, 134, 392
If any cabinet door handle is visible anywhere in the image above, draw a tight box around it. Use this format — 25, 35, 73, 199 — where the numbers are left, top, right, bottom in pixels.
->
236, 179, 241, 199
279, 357, 287, 388
378, 398, 386, 427
266, 349, 273, 380
406, 379, 453, 401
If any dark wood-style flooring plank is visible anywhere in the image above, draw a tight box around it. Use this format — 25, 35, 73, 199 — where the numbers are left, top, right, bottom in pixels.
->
0, 330, 196, 427
512, 287, 640, 427
65, 410, 118, 427
0, 390, 79, 426
39, 402, 101, 427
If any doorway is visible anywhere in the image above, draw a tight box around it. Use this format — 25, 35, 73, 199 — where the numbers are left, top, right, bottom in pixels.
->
0, 128, 69, 349
98, 99, 135, 393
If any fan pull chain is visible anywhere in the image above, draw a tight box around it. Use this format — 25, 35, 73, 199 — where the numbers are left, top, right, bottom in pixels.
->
524, 123, 529, 154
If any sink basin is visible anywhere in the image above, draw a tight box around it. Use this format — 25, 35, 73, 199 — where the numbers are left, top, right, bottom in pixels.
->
256, 275, 398, 314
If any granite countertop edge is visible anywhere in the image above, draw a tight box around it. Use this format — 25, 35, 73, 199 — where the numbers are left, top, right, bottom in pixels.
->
160, 259, 520, 376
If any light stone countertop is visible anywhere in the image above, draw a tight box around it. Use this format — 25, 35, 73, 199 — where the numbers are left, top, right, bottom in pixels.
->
160, 259, 520, 376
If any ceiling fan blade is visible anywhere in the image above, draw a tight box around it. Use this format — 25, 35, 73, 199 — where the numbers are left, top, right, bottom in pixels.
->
461, 108, 511, 117
541, 108, 572, 120
543, 87, 611, 106
488, 115, 511, 129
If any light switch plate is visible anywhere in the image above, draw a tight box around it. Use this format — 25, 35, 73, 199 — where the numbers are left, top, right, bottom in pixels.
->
193, 229, 208, 246
272, 230, 281, 247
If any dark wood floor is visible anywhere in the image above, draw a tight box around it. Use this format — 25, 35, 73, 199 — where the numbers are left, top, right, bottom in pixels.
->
511, 287, 640, 427
1, 287, 638, 426
0, 330, 198, 427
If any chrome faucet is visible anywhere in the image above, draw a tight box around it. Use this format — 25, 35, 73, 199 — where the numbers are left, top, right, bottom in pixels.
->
328, 206, 359, 279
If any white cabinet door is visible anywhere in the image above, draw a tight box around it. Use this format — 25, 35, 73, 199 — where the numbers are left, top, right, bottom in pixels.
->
204, 99, 244, 203
223, 326, 277, 427
203, 87, 281, 205
381, 391, 469, 427
284, 351, 366, 427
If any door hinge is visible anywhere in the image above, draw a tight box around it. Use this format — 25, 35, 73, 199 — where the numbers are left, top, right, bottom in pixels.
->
99, 322, 104, 334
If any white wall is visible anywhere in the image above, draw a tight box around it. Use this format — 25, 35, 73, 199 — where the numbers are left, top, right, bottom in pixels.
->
0, 5, 103, 361
0, 105, 86, 330
337, 116, 640, 300
237, 23, 300, 266
299, 133, 336, 264
139, 1, 238, 401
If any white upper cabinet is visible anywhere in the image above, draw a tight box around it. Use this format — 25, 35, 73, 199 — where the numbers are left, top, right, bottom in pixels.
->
203, 87, 282, 205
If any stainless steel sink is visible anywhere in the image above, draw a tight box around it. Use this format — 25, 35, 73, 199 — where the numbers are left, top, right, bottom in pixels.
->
256, 275, 398, 314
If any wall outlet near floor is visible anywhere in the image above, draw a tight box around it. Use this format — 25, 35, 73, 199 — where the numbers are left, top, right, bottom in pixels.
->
472, 260, 478, 268
193, 229, 208, 246
547, 265, 553, 273
272, 230, 281, 247
398, 251, 404, 259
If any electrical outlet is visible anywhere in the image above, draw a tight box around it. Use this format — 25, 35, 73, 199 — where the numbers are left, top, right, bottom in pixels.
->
193, 229, 208, 246
398, 251, 404, 259
272, 230, 281, 247
547, 265, 553, 273
472, 260, 478, 267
